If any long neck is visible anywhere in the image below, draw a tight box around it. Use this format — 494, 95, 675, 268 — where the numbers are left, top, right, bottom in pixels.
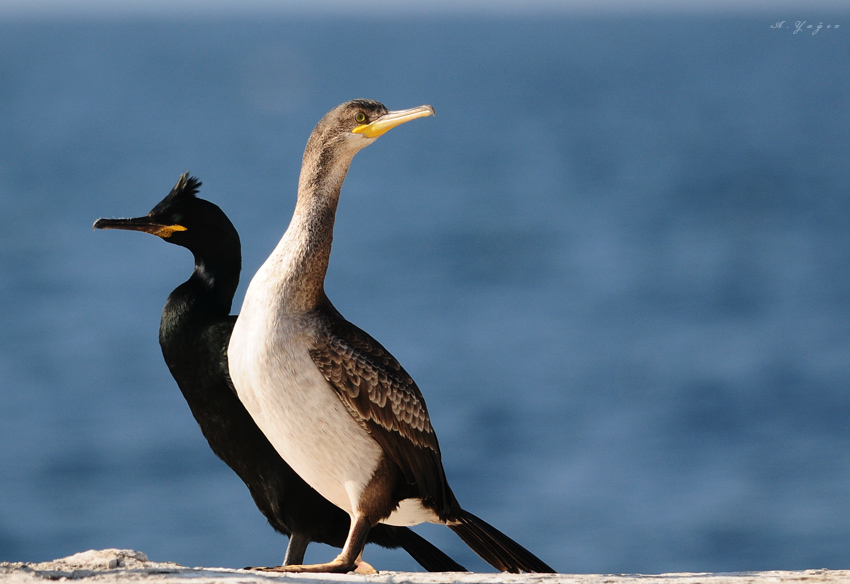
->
159, 250, 239, 405
271, 138, 356, 312
162, 249, 241, 334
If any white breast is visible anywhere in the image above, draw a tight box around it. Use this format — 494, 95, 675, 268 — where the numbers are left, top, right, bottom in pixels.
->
228, 259, 383, 515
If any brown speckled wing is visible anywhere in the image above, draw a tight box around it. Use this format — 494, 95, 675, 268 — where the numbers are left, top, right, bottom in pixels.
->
309, 302, 454, 517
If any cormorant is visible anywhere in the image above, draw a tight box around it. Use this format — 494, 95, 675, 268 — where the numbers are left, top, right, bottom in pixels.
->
93, 172, 466, 572
227, 100, 555, 573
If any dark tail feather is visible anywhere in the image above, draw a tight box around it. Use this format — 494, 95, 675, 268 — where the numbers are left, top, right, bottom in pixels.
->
390, 526, 468, 572
448, 510, 555, 573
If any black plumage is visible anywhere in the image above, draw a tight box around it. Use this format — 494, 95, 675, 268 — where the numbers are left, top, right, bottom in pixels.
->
94, 172, 465, 572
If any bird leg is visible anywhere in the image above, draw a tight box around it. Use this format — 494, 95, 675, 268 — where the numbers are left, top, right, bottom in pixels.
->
282, 532, 310, 566
242, 531, 311, 570
253, 515, 374, 573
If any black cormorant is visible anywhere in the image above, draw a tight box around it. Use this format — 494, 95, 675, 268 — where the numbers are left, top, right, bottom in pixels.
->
94, 173, 466, 572
227, 100, 554, 573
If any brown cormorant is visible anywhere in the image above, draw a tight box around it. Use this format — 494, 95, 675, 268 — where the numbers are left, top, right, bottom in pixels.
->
93, 172, 466, 572
227, 100, 555, 573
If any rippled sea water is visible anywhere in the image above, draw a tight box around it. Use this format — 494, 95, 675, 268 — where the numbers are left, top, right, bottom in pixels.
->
0, 14, 849, 573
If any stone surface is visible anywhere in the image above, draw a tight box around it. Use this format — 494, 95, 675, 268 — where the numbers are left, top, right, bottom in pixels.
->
1, 550, 848, 584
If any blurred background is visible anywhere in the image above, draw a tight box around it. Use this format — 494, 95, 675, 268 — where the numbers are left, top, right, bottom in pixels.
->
1, 0, 849, 574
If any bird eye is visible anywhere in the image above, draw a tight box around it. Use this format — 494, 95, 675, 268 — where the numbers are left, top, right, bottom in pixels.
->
354, 112, 366, 123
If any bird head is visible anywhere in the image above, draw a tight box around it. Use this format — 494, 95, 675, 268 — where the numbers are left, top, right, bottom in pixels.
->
307, 99, 435, 158
93, 172, 238, 258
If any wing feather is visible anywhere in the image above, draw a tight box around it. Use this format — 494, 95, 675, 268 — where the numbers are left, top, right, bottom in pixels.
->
308, 304, 454, 517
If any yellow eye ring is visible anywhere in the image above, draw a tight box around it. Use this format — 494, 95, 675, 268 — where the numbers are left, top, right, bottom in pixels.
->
355, 112, 366, 123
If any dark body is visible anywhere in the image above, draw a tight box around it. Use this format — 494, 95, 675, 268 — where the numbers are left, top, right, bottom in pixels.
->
95, 174, 465, 571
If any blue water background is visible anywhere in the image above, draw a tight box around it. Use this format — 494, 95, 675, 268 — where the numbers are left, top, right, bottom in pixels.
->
1, 14, 849, 573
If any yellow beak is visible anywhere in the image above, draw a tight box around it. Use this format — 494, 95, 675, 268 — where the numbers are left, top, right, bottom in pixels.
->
352, 105, 435, 138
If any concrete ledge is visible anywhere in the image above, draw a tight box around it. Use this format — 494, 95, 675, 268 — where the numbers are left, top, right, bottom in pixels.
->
1, 549, 848, 584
